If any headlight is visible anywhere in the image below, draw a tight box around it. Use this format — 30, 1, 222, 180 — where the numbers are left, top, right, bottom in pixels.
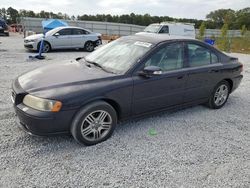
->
23, 94, 62, 112
24, 39, 36, 43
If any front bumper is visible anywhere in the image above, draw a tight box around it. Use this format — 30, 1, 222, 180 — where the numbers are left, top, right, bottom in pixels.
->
14, 103, 76, 136
0, 29, 9, 36
95, 39, 102, 47
24, 41, 38, 50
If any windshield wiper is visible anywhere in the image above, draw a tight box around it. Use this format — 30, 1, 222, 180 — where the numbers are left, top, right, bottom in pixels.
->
76, 57, 115, 74
89, 61, 115, 73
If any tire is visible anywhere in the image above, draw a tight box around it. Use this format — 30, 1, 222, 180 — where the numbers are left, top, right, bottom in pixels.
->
37, 41, 51, 53
207, 80, 230, 109
71, 101, 117, 146
84, 41, 95, 52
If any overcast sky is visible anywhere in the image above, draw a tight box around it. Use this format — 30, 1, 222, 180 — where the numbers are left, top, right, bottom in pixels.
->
1, 0, 249, 19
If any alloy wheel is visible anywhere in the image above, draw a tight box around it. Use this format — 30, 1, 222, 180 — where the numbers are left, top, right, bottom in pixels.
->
85, 42, 94, 52
214, 84, 229, 106
43, 43, 50, 53
80, 110, 112, 141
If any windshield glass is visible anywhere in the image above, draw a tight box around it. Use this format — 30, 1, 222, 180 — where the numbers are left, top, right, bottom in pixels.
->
45, 28, 59, 36
85, 39, 153, 74
144, 24, 161, 33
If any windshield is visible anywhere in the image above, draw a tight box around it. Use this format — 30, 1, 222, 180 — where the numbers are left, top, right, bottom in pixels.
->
85, 39, 153, 74
144, 24, 161, 33
45, 28, 59, 36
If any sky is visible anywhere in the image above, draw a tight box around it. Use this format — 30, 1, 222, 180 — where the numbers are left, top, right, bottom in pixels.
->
1, 0, 250, 19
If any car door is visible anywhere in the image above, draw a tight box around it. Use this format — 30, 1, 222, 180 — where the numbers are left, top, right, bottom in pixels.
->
52, 28, 72, 49
184, 42, 223, 103
71, 28, 88, 47
132, 42, 188, 115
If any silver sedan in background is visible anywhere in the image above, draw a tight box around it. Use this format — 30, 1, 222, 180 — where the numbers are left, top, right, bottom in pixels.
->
24, 26, 102, 52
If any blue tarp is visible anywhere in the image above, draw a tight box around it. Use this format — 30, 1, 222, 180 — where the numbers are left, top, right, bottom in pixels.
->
42, 19, 68, 32
204, 38, 215, 46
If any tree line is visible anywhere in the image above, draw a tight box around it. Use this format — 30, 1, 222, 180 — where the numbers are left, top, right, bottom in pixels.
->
0, 6, 249, 29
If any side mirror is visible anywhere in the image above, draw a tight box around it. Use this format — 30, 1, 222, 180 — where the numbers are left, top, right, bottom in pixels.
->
139, 66, 162, 78
54, 33, 60, 37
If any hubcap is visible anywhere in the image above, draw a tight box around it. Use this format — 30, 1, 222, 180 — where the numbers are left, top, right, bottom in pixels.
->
43, 44, 50, 52
214, 84, 229, 106
86, 43, 94, 51
81, 110, 112, 141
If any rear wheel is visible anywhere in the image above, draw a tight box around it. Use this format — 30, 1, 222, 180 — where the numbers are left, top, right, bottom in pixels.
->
207, 80, 230, 109
71, 101, 117, 146
84, 41, 95, 52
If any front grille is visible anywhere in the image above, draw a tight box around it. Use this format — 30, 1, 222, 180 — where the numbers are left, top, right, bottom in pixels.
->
24, 44, 33, 49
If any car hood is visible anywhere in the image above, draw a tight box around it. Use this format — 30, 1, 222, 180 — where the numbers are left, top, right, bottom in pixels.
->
18, 59, 114, 94
25, 33, 43, 40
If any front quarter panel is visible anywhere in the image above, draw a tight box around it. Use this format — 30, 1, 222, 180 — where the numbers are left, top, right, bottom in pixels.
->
31, 75, 133, 120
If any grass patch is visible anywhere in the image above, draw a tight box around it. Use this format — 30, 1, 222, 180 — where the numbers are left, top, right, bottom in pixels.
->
215, 32, 250, 54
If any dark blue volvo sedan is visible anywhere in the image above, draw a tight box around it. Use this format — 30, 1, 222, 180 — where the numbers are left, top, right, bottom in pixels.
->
12, 34, 243, 145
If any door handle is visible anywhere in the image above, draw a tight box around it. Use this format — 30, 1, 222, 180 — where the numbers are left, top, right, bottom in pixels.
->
208, 70, 219, 73
177, 75, 184, 79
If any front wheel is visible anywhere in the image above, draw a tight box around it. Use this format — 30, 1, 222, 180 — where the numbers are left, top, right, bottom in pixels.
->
207, 80, 230, 109
37, 41, 51, 53
84, 41, 95, 52
71, 101, 117, 146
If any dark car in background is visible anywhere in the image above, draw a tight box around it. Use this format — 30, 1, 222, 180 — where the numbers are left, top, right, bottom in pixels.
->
12, 34, 243, 146
0, 18, 9, 36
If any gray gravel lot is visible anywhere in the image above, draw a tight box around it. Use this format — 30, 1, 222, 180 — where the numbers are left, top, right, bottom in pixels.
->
0, 33, 249, 188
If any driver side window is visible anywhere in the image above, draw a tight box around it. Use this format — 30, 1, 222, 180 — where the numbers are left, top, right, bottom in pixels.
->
58, 29, 72, 35
159, 26, 169, 34
145, 43, 184, 72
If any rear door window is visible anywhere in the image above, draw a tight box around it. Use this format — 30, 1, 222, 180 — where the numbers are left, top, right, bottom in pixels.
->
187, 43, 219, 67
72, 29, 89, 35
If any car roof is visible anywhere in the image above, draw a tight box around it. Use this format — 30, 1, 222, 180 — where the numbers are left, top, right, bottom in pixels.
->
149, 22, 195, 26
124, 33, 198, 45
54, 26, 91, 30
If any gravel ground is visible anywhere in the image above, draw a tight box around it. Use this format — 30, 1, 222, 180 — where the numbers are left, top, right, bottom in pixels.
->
0, 33, 249, 188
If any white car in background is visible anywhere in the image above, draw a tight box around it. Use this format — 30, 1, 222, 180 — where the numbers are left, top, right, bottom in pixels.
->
137, 22, 196, 38
24, 26, 102, 52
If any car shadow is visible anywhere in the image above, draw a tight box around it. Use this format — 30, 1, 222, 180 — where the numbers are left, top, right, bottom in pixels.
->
20, 105, 205, 151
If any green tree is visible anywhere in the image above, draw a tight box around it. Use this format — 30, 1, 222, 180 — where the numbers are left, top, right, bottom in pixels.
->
199, 22, 206, 39
0, 8, 7, 20
221, 23, 229, 37
220, 23, 230, 52
6, 7, 19, 23
241, 25, 247, 36
206, 9, 235, 28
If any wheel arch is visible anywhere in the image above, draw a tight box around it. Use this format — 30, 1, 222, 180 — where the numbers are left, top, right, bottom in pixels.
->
76, 97, 121, 121
37, 40, 52, 50
223, 78, 233, 93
